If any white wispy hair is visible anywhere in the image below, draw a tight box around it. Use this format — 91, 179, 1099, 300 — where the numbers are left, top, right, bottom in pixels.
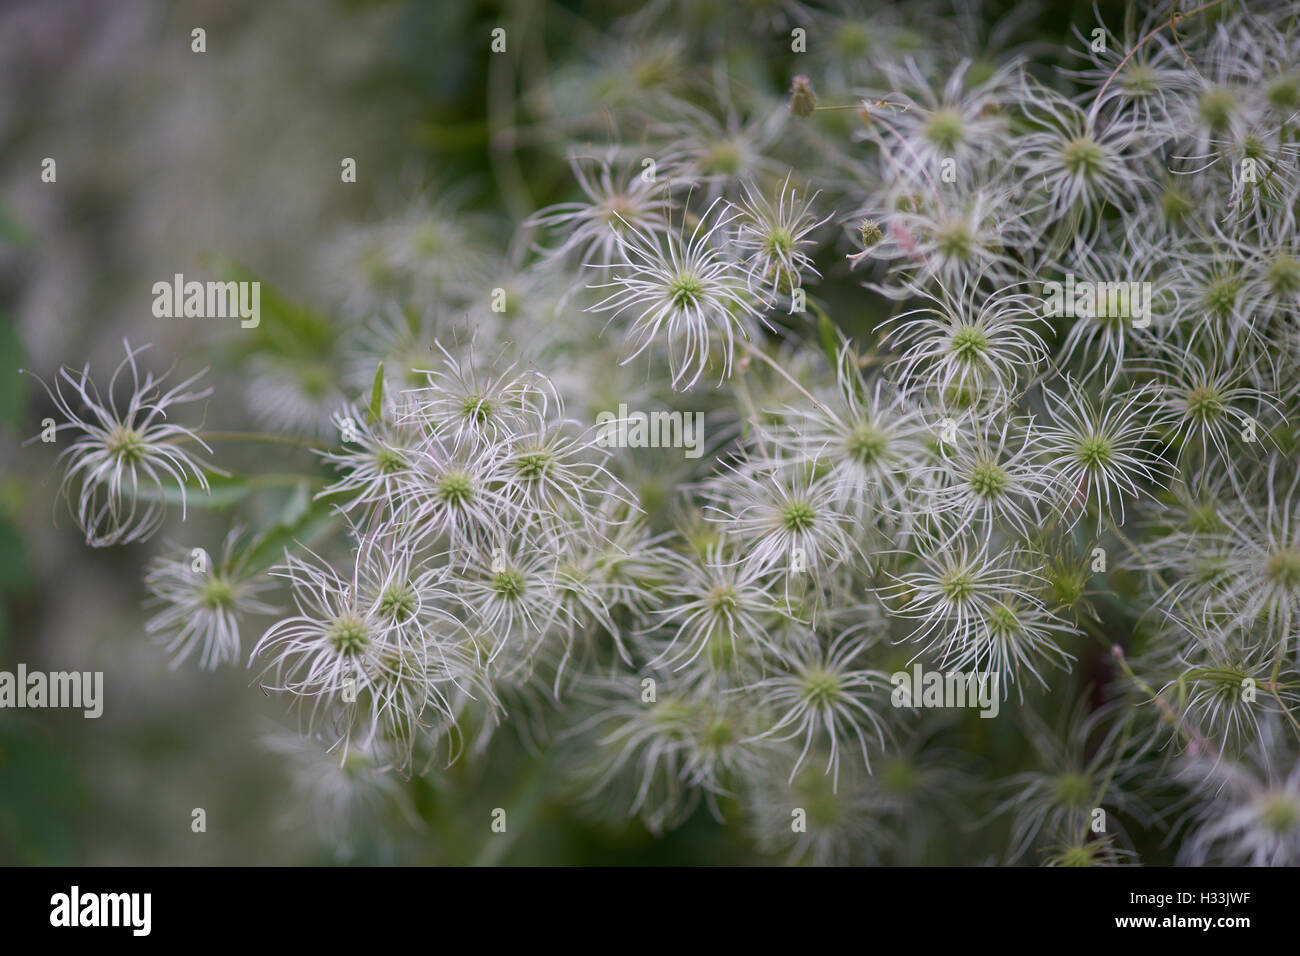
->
880, 277, 1049, 408
526, 151, 673, 267
144, 529, 277, 670
1036, 377, 1172, 525
1177, 722, 1300, 866
26, 339, 211, 547
730, 175, 830, 298
587, 197, 764, 390
746, 631, 892, 790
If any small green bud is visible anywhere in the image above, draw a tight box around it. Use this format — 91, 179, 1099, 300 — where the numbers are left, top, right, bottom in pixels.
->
859, 218, 884, 247
789, 74, 817, 117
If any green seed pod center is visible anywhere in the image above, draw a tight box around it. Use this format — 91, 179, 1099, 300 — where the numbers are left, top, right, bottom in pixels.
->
1185, 386, 1224, 422
1075, 434, 1114, 469
939, 569, 976, 603
107, 425, 148, 464
881, 756, 918, 795
988, 602, 1020, 637
1198, 88, 1236, 132
935, 222, 975, 259
491, 569, 526, 601
438, 471, 474, 505
1203, 276, 1241, 317
1061, 136, 1106, 177
1160, 186, 1193, 222
949, 324, 989, 364
709, 585, 739, 612
298, 364, 331, 399
801, 668, 842, 708
1054, 771, 1093, 808
702, 140, 742, 176
515, 449, 552, 480
762, 227, 795, 257
703, 719, 734, 749
1258, 793, 1300, 834
327, 613, 371, 655
781, 499, 817, 533
969, 461, 1009, 499
1047, 566, 1087, 607
199, 575, 236, 611
376, 446, 407, 474
1265, 549, 1300, 590
378, 583, 417, 622
1266, 254, 1300, 296
925, 109, 965, 151
1267, 76, 1300, 111
461, 393, 494, 424
1121, 63, 1157, 94
846, 423, 889, 466
668, 271, 705, 309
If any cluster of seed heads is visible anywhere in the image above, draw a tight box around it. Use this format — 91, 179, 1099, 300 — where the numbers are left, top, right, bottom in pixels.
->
27, 0, 1300, 864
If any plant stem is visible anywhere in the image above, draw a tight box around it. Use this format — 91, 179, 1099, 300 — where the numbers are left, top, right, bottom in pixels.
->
737, 339, 831, 416
1091, 0, 1228, 112
197, 431, 323, 451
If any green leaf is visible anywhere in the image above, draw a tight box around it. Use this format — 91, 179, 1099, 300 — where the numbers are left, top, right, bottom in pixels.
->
238, 489, 348, 573
368, 362, 385, 425
810, 301, 841, 368
279, 479, 312, 526
200, 255, 335, 359
0, 205, 32, 248
0, 516, 32, 593
0, 722, 85, 864
132, 472, 252, 510
0, 316, 27, 431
